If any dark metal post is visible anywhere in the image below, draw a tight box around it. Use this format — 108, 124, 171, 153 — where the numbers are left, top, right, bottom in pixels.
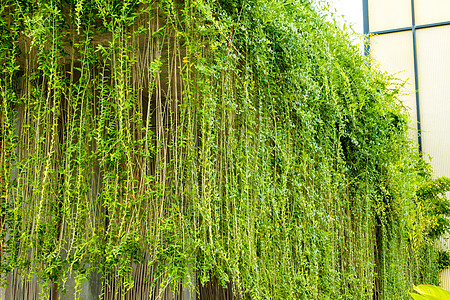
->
411, 0, 423, 155
362, 0, 370, 56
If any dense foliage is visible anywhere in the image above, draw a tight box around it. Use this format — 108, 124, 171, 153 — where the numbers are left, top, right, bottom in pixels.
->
0, 0, 449, 298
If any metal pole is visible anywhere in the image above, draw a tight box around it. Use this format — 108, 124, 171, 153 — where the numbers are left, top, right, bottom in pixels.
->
411, 0, 423, 155
362, 0, 370, 56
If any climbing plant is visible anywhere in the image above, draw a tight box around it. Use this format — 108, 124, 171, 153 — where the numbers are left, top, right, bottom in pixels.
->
0, 0, 449, 299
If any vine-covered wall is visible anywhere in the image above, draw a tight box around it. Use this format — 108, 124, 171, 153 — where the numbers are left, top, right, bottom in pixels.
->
0, 0, 449, 299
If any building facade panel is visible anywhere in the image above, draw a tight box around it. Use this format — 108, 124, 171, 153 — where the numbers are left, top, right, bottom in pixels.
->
416, 25, 450, 177
370, 32, 418, 140
414, 0, 450, 25
368, 0, 411, 32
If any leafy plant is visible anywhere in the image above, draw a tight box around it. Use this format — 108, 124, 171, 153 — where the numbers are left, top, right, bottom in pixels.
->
438, 250, 450, 271
0, 0, 447, 299
410, 285, 450, 300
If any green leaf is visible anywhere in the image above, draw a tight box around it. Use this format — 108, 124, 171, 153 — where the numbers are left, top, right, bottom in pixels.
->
410, 293, 434, 300
413, 285, 450, 300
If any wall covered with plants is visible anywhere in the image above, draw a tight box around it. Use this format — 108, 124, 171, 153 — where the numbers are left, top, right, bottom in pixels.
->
0, 0, 449, 299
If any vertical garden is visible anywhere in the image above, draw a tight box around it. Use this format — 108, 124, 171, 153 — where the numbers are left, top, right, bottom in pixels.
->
0, 0, 449, 299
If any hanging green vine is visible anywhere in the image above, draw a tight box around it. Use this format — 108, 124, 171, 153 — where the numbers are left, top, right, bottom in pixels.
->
0, 0, 449, 299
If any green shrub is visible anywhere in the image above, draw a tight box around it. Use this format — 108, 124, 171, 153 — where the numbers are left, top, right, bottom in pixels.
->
0, 0, 448, 298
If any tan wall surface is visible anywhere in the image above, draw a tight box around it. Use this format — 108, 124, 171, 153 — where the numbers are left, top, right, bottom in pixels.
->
368, 0, 411, 32
370, 32, 418, 143
414, 0, 450, 26
416, 25, 450, 178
